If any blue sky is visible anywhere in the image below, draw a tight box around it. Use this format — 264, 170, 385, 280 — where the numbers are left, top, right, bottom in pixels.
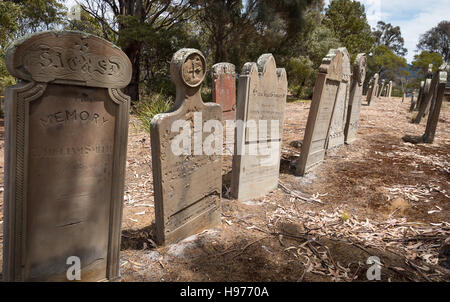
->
325, 0, 450, 63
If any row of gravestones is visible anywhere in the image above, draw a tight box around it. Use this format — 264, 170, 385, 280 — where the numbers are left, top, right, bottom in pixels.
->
366, 75, 393, 106
1, 31, 367, 281
404, 63, 448, 144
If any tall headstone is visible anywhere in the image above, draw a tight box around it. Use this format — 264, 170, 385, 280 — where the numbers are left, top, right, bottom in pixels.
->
344, 53, 367, 144
327, 48, 351, 150
377, 79, 385, 98
212, 63, 236, 120
414, 65, 436, 124
423, 64, 448, 143
367, 73, 379, 106
414, 81, 425, 111
231, 54, 287, 200
150, 48, 222, 245
3, 31, 132, 281
403, 64, 448, 144
296, 48, 348, 176
388, 81, 393, 98
409, 90, 417, 112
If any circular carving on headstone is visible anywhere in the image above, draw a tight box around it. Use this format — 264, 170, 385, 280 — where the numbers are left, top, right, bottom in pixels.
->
181, 53, 206, 87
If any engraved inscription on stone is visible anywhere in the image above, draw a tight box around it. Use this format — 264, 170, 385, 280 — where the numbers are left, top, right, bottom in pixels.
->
151, 48, 222, 245
344, 53, 367, 144
3, 31, 131, 282
26, 85, 114, 281
296, 48, 349, 176
327, 48, 351, 150
231, 54, 287, 201
182, 53, 206, 87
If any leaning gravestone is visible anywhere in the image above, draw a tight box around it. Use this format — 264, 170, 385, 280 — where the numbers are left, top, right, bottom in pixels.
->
403, 64, 448, 144
388, 81, 393, 98
367, 73, 379, 106
423, 64, 448, 143
409, 90, 417, 112
231, 54, 287, 201
150, 49, 222, 245
414, 81, 425, 111
377, 79, 385, 98
212, 63, 236, 120
296, 48, 347, 176
414, 65, 435, 124
344, 53, 367, 144
327, 48, 351, 150
3, 31, 132, 281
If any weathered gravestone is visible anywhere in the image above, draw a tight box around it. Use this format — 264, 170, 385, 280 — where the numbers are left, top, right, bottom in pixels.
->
344, 53, 367, 144
377, 79, 385, 98
367, 73, 379, 106
296, 48, 348, 176
414, 65, 435, 124
409, 90, 417, 112
212, 63, 236, 120
150, 48, 222, 245
388, 81, 393, 98
403, 64, 448, 144
423, 64, 448, 143
327, 48, 351, 150
3, 31, 132, 281
231, 54, 287, 201
414, 81, 425, 111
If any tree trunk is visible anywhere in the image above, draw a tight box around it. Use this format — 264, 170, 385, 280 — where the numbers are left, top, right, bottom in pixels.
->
123, 40, 141, 103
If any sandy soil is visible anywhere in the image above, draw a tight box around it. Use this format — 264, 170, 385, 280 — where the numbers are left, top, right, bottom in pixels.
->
0, 96, 449, 282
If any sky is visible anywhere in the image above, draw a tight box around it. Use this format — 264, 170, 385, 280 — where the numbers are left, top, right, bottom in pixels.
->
324, 0, 450, 63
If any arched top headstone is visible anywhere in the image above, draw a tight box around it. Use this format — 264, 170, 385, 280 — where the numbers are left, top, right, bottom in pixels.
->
5, 31, 132, 88
212, 62, 235, 77
354, 53, 367, 86
241, 53, 287, 86
319, 47, 351, 82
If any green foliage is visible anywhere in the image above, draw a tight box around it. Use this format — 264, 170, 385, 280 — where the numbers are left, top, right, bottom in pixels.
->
373, 21, 407, 56
201, 86, 213, 103
0, 1, 21, 47
134, 93, 173, 133
412, 51, 443, 77
367, 45, 408, 84
417, 21, 450, 62
64, 9, 104, 38
286, 56, 315, 98
14, 0, 66, 34
323, 0, 374, 60
307, 25, 341, 68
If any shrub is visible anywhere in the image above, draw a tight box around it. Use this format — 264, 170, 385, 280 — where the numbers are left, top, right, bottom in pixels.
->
134, 93, 173, 132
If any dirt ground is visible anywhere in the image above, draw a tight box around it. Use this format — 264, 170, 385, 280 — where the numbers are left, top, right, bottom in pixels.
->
0, 96, 449, 282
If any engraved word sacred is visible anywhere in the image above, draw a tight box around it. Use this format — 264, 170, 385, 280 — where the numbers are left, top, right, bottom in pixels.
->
24, 43, 123, 78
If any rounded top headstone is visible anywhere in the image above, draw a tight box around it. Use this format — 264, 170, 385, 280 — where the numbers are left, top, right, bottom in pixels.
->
5, 30, 132, 88
171, 48, 206, 88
